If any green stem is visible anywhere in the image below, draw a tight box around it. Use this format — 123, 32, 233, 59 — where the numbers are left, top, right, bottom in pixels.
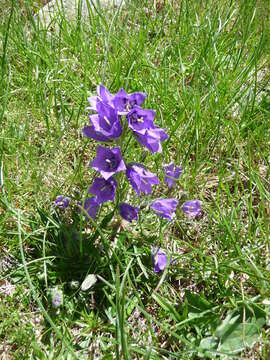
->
158, 218, 164, 246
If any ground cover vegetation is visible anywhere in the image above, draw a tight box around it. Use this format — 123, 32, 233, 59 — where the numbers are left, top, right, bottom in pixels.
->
0, 0, 270, 358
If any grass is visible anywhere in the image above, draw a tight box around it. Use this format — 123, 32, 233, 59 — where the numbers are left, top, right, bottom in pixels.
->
0, 0, 270, 358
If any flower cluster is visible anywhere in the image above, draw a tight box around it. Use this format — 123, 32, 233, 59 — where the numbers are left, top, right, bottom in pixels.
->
82, 85, 183, 222
55, 85, 202, 272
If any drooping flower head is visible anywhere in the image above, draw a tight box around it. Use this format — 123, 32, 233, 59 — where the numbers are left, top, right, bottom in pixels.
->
150, 198, 178, 221
127, 106, 155, 133
113, 88, 147, 113
83, 197, 100, 219
88, 177, 117, 204
152, 248, 168, 273
182, 200, 202, 217
119, 203, 139, 222
134, 127, 168, 154
90, 145, 126, 180
126, 163, 160, 196
55, 195, 70, 209
83, 102, 122, 142
164, 163, 182, 188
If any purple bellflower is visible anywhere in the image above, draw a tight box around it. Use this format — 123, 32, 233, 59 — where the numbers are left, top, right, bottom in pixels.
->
164, 163, 182, 188
55, 195, 70, 209
119, 203, 139, 222
83, 102, 122, 142
152, 248, 168, 273
182, 200, 202, 217
83, 197, 100, 219
126, 106, 167, 153
90, 145, 126, 180
134, 127, 168, 154
150, 198, 178, 221
112, 88, 147, 113
88, 177, 117, 204
126, 163, 160, 196
127, 106, 155, 132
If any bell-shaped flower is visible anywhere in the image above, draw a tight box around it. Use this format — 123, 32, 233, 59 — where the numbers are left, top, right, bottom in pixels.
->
112, 88, 147, 113
83, 102, 122, 142
126, 163, 160, 196
127, 106, 155, 132
88, 85, 147, 114
182, 200, 202, 217
88, 177, 117, 204
152, 248, 168, 273
55, 195, 70, 209
134, 127, 168, 154
164, 163, 182, 188
119, 203, 139, 222
90, 145, 126, 180
150, 198, 178, 221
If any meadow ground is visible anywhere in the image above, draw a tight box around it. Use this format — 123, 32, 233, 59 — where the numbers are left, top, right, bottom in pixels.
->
0, 0, 270, 358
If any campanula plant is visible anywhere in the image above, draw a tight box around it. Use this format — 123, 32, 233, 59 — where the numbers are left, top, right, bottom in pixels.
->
55, 84, 202, 273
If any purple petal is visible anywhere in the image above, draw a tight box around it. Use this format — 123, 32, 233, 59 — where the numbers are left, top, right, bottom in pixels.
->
55, 195, 70, 209
98, 84, 114, 104
152, 248, 168, 273
155, 128, 168, 141
83, 197, 100, 220
112, 89, 128, 112
82, 125, 111, 142
112, 88, 147, 112
150, 198, 178, 221
90, 145, 126, 180
96, 102, 119, 128
182, 200, 202, 217
83, 103, 122, 141
134, 127, 168, 154
128, 92, 147, 107
87, 85, 146, 114
88, 177, 117, 204
126, 163, 160, 196
164, 163, 182, 188
119, 203, 139, 222
87, 96, 99, 111
127, 106, 155, 132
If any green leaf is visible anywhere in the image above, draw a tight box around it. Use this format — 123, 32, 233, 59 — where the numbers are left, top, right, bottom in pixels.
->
152, 292, 181, 322
90, 210, 115, 242
215, 312, 241, 338
199, 306, 266, 356
216, 310, 265, 354
199, 336, 219, 351
185, 290, 213, 314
